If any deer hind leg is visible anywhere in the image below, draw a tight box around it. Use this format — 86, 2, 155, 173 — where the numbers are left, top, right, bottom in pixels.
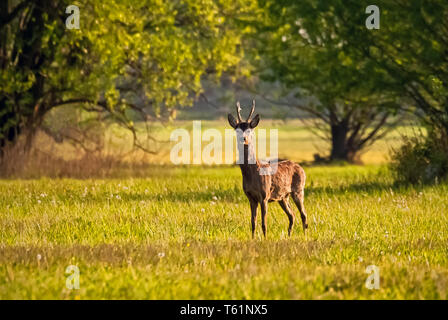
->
260, 199, 268, 238
279, 198, 295, 237
249, 199, 258, 239
292, 189, 308, 232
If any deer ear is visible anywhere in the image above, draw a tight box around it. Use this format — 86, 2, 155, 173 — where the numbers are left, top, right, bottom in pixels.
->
228, 114, 238, 128
250, 114, 260, 128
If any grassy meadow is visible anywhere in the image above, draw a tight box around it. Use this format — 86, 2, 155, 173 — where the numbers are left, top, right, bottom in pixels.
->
1, 121, 447, 299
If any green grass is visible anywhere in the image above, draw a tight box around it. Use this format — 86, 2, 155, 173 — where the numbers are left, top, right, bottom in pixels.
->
1, 165, 447, 299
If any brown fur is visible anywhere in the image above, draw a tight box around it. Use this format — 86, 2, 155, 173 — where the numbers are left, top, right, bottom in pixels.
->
229, 100, 308, 238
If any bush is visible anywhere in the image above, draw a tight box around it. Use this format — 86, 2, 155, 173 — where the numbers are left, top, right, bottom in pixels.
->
390, 129, 448, 184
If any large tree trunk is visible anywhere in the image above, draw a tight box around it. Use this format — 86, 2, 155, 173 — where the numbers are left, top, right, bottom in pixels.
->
329, 120, 362, 164
330, 120, 348, 161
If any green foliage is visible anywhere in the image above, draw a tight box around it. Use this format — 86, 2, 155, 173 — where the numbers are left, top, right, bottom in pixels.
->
0, 0, 258, 150
252, 0, 400, 162
275, 0, 448, 133
256, 1, 391, 102
391, 129, 448, 184
267, 0, 448, 175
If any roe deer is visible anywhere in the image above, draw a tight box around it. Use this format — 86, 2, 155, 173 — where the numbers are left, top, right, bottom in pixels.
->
228, 100, 308, 238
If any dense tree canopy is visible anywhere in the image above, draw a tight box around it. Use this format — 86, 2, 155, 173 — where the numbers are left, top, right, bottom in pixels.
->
252, 0, 402, 162
0, 0, 257, 153
257, 0, 448, 135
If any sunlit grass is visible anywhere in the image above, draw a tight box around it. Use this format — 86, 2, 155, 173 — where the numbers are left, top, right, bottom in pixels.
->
1, 165, 447, 299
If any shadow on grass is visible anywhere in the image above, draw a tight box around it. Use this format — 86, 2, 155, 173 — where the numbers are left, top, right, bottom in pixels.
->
307, 181, 396, 196
80, 187, 242, 204
306, 179, 440, 197
90, 181, 420, 205
57, 178, 440, 206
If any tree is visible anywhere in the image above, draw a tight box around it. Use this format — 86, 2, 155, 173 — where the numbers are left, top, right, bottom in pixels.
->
252, 0, 401, 163
0, 0, 257, 156
325, 0, 448, 137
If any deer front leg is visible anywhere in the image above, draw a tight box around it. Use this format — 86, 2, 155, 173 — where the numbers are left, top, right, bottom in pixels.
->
249, 199, 258, 239
260, 199, 268, 238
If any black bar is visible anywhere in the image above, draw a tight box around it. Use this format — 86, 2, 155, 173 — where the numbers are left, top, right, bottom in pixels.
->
0, 300, 445, 318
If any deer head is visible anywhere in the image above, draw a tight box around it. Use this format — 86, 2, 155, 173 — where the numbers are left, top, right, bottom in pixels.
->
228, 100, 260, 165
228, 99, 260, 143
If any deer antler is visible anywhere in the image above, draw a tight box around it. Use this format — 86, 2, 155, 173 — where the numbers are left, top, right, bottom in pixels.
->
236, 101, 243, 122
246, 99, 255, 121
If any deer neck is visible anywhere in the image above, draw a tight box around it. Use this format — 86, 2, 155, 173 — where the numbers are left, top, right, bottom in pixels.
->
239, 144, 260, 178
